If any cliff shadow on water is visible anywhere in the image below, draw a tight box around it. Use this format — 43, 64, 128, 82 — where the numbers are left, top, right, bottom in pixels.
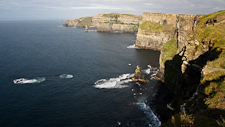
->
153, 47, 224, 126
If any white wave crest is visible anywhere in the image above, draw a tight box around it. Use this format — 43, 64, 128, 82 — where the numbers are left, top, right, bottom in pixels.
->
150, 68, 159, 79
59, 74, 73, 79
13, 77, 46, 84
136, 102, 161, 127
141, 65, 151, 75
127, 44, 138, 49
94, 73, 134, 89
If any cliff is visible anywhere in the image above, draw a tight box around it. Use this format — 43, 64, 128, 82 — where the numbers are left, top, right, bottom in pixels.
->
63, 11, 225, 126
135, 13, 197, 50
64, 17, 92, 27
154, 10, 225, 126
64, 13, 142, 33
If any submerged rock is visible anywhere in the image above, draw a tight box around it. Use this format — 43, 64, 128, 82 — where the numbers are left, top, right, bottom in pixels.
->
132, 65, 147, 82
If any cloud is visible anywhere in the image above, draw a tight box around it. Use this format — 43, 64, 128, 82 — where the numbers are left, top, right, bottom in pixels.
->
0, 0, 224, 20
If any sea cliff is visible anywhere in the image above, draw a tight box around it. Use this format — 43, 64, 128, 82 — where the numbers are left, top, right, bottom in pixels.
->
135, 13, 197, 51
64, 13, 142, 33
154, 10, 225, 126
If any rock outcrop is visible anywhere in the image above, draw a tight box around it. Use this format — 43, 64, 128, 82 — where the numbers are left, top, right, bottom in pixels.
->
132, 65, 147, 82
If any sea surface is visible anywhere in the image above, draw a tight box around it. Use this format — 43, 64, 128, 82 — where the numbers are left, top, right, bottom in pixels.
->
0, 20, 161, 127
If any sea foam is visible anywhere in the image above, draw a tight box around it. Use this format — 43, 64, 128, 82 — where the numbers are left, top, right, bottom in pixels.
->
59, 74, 73, 79
127, 44, 138, 49
13, 77, 46, 84
136, 101, 161, 127
94, 73, 134, 89
94, 65, 159, 89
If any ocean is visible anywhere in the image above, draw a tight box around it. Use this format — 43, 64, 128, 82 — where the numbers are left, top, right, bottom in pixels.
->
0, 20, 161, 127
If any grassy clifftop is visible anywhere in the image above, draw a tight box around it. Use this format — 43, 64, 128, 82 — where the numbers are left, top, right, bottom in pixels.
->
76, 17, 92, 27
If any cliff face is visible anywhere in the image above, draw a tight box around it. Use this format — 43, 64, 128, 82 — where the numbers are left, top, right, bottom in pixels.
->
97, 22, 138, 33
135, 28, 173, 50
96, 13, 141, 33
64, 13, 142, 33
64, 19, 80, 27
156, 10, 225, 126
64, 17, 92, 28
135, 13, 196, 51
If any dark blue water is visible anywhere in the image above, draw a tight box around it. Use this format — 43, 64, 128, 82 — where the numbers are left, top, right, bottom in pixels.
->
0, 20, 161, 127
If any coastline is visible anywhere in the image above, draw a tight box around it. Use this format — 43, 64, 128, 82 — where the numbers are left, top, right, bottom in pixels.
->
63, 10, 225, 126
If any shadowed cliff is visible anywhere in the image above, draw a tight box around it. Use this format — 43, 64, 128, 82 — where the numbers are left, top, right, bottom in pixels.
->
154, 10, 225, 126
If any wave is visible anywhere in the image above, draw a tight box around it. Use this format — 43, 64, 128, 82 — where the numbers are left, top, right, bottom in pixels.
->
59, 74, 73, 79
94, 73, 134, 89
94, 65, 159, 89
142, 65, 151, 75
87, 30, 97, 32
150, 68, 159, 80
136, 101, 161, 127
127, 44, 138, 49
13, 77, 46, 84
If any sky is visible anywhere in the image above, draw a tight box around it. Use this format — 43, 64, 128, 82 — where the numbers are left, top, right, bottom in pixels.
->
0, 0, 224, 20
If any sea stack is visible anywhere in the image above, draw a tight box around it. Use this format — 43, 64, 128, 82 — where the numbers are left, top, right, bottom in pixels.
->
132, 65, 147, 82
85, 25, 88, 32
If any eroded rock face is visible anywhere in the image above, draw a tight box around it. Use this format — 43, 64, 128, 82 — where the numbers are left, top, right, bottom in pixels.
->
64, 19, 80, 27
96, 14, 142, 33
92, 14, 104, 27
142, 13, 177, 26
64, 13, 142, 33
135, 29, 173, 50
135, 13, 197, 51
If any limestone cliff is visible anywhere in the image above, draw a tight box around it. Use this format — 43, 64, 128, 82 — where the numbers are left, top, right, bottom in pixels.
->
135, 13, 197, 51
64, 13, 142, 33
155, 10, 225, 126
64, 17, 92, 28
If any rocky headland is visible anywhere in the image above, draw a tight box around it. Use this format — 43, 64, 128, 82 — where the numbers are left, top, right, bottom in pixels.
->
64, 13, 142, 33
64, 10, 225, 126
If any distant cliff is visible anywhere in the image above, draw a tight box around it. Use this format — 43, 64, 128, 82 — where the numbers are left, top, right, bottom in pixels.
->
64, 13, 142, 33
64, 17, 92, 27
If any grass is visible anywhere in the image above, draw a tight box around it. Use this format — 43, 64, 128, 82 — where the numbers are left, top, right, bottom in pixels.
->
114, 21, 138, 25
161, 38, 177, 64
121, 14, 142, 19
140, 21, 175, 33
201, 71, 225, 85
103, 13, 142, 19
103, 13, 120, 18
140, 21, 165, 31
197, 10, 225, 28
76, 17, 92, 27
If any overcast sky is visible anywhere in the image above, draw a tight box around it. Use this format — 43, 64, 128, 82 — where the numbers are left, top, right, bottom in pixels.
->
0, 0, 224, 20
